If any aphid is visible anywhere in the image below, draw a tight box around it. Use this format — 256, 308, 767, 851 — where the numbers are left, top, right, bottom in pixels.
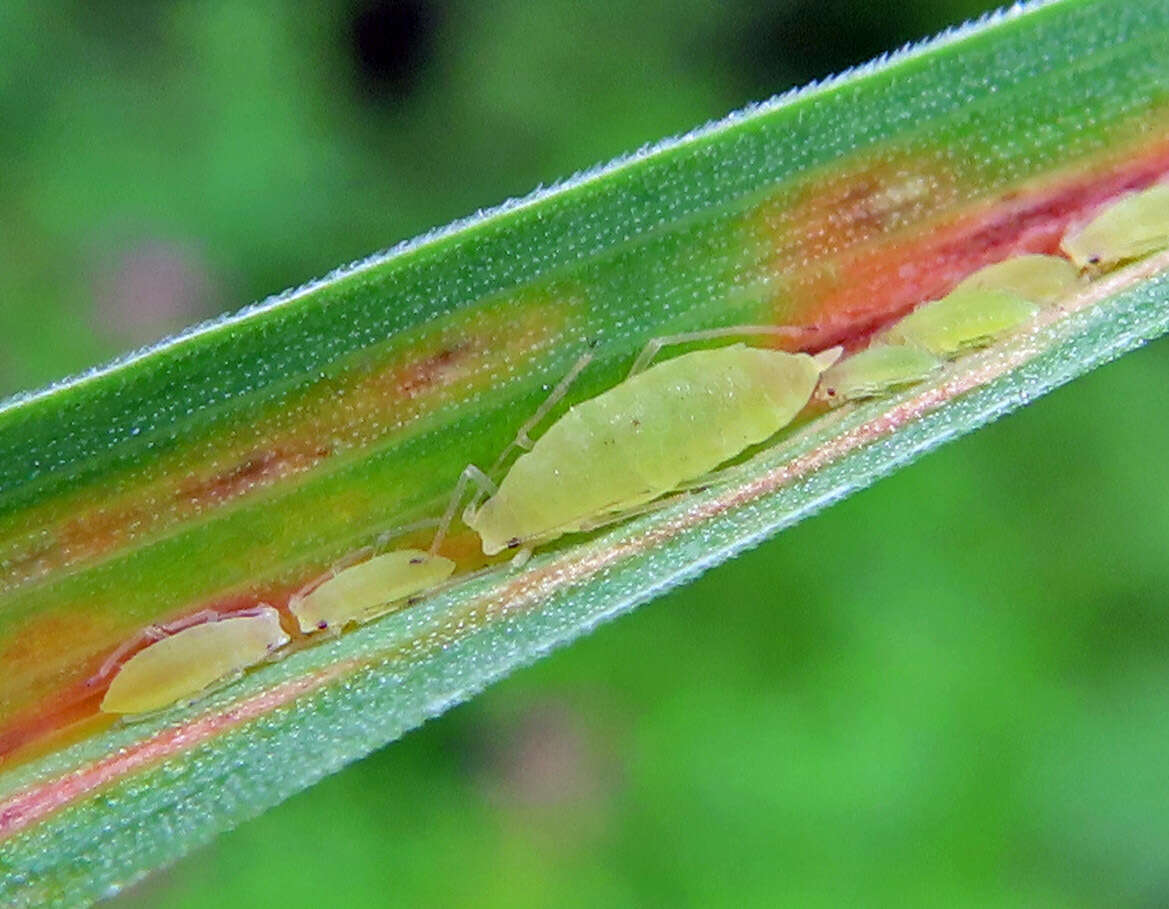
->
100, 607, 289, 716
950, 254, 1080, 305
460, 341, 840, 556
288, 549, 455, 633
1061, 183, 1169, 271
879, 288, 1039, 357
815, 344, 942, 405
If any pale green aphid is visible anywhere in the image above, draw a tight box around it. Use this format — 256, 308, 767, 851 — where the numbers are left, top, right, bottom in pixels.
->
465, 343, 839, 556
288, 549, 456, 633
101, 607, 289, 715
815, 344, 942, 405
950, 254, 1080, 305
880, 288, 1040, 357
1060, 183, 1169, 271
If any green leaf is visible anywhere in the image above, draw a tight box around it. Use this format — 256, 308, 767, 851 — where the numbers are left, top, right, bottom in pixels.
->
3, 0, 1169, 903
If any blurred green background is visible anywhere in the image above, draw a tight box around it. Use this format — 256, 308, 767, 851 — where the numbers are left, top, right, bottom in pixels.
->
5, 1, 1169, 905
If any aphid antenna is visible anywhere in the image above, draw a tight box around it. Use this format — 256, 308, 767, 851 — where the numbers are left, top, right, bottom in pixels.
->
90, 627, 166, 686
373, 517, 441, 552
487, 348, 596, 478
626, 324, 811, 377
89, 608, 226, 685
325, 544, 376, 576
230, 603, 281, 621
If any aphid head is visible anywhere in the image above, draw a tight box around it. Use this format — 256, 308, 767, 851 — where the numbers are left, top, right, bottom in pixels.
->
812, 381, 840, 406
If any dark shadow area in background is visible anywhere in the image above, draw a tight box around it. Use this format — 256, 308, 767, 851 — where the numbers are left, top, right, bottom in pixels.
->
349, 0, 442, 102
740, 0, 919, 88
734, 0, 995, 97
342, 0, 988, 116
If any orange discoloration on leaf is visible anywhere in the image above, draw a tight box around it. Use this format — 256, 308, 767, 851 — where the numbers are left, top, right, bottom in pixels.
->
176, 446, 333, 508
0, 583, 300, 762
764, 153, 960, 265
0, 613, 111, 690
745, 137, 1169, 353
0, 291, 577, 601
0, 664, 351, 840
391, 345, 470, 400
0, 691, 109, 770
6, 127, 1169, 770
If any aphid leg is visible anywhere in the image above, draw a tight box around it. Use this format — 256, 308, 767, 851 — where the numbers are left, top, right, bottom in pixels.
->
329, 544, 376, 575
460, 465, 499, 525
90, 625, 167, 686
627, 324, 809, 376
290, 543, 380, 607
118, 670, 248, 724
573, 471, 753, 541
430, 464, 498, 555
373, 517, 440, 552
576, 490, 696, 534
487, 349, 595, 476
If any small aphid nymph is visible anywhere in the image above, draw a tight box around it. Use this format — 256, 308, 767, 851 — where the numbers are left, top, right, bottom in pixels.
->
100, 607, 289, 716
463, 340, 840, 556
880, 288, 1039, 357
816, 344, 942, 405
288, 549, 456, 633
950, 254, 1080, 305
1060, 183, 1169, 271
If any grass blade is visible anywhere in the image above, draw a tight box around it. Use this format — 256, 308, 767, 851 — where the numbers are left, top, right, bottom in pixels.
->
2, 1, 1169, 903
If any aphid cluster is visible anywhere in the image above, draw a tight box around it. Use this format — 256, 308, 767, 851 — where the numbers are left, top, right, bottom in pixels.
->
99, 181, 1169, 717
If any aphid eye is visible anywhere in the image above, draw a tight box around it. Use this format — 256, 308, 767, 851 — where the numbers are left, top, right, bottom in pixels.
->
506, 537, 521, 550
409, 556, 424, 564
1088, 255, 1101, 264
316, 620, 328, 631
826, 388, 837, 397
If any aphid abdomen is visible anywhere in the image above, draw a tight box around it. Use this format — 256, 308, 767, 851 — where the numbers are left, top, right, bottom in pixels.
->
470, 345, 827, 554
289, 549, 455, 633
881, 289, 1039, 357
1060, 183, 1169, 270
472, 404, 651, 551
816, 344, 942, 404
951, 254, 1080, 305
101, 608, 289, 715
